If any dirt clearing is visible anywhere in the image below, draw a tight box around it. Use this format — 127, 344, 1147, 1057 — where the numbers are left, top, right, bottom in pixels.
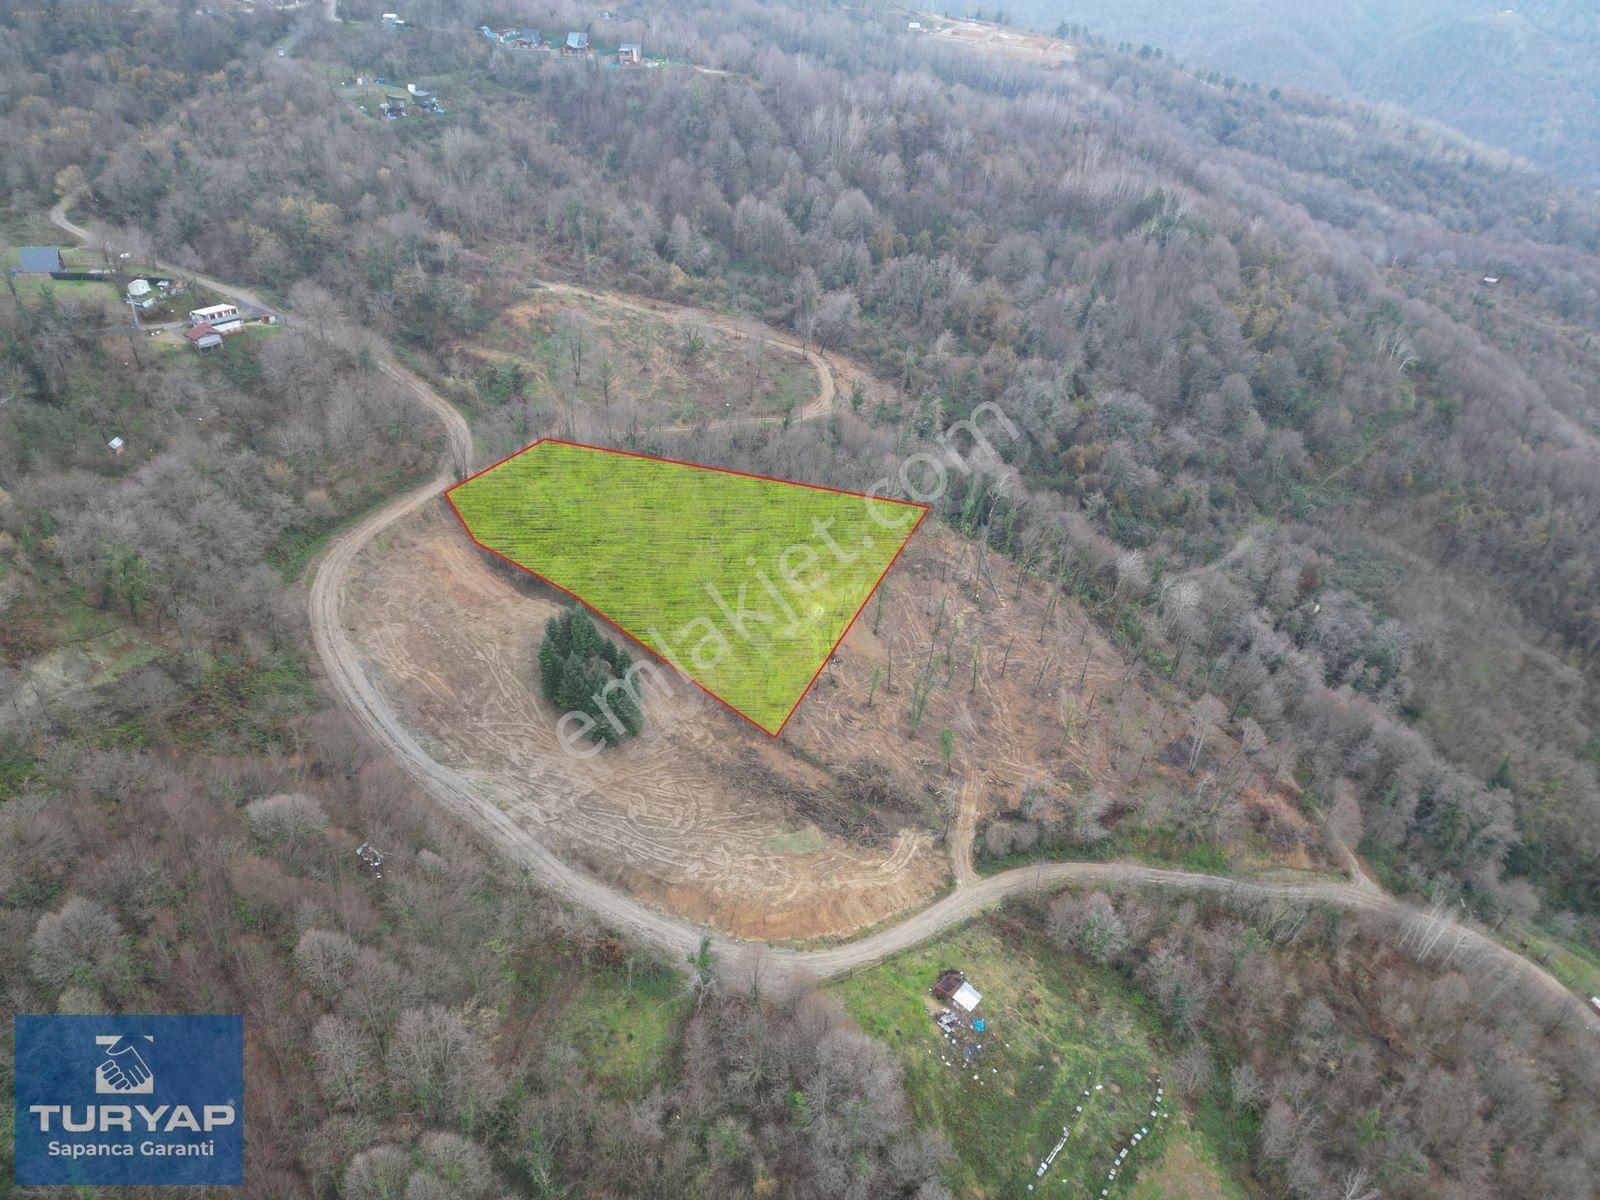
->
345, 474, 1316, 941
911, 13, 1078, 69
345, 502, 946, 940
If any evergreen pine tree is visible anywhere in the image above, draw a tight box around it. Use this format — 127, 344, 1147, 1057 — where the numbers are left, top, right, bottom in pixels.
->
557, 650, 595, 718
535, 606, 645, 747
538, 617, 567, 702
607, 681, 644, 739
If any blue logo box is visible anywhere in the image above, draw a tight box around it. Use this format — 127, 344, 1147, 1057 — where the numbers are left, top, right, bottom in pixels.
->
13, 1014, 243, 1186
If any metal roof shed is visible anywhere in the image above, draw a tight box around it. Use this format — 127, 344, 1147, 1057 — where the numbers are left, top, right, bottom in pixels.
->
18, 247, 62, 273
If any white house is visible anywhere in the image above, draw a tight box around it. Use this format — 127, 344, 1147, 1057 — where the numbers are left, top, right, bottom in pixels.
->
189, 303, 242, 333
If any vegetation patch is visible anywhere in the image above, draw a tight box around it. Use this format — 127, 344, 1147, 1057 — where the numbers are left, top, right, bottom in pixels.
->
447, 438, 925, 733
831, 919, 1189, 1199
0, 736, 41, 800
764, 825, 827, 855
538, 606, 644, 745
560, 960, 685, 1099
1125, 1128, 1247, 1200
171, 652, 321, 753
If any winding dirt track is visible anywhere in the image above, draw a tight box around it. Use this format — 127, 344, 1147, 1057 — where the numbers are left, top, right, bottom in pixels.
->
537, 280, 837, 423
293, 342, 1600, 1022
50, 204, 1600, 1027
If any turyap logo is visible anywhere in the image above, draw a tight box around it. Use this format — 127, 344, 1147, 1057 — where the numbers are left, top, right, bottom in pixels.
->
13, 1015, 244, 1186
95, 1034, 155, 1094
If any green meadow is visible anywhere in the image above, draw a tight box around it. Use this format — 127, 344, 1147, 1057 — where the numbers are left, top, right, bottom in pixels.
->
831, 921, 1210, 1199
445, 439, 924, 732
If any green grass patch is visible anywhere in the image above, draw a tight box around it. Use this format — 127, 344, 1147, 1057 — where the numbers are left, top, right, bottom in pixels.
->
5, 273, 119, 305
563, 960, 685, 1099
0, 737, 42, 800
830, 920, 1179, 1198
1506, 920, 1600, 1000
446, 439, 925, 732
507, 945, 686, 1100
977, 822, 1233, 878
1125, 1113, 1250, 1200
764, 825, 827, 855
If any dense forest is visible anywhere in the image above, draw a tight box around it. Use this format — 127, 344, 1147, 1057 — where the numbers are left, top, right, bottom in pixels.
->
1034, 887, 1600, 1199
5, 0, 1600, 1195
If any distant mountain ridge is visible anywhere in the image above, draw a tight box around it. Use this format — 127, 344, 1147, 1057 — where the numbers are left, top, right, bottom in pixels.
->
1012, 0, 1600, 187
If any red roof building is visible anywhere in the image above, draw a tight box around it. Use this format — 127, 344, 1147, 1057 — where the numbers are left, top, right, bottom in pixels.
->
185, 323, 222, 352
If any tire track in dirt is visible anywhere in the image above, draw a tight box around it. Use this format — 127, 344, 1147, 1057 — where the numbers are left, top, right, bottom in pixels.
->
949, 776, 984, 885
52, 199, 1596, 1028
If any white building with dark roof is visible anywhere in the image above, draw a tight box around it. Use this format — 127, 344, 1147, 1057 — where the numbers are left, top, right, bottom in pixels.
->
189, 303, 242, 333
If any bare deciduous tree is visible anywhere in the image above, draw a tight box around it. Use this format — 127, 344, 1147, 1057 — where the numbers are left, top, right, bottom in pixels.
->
385, 1006, 506, 1129
245, 792, 329, 861
1186, 694, 1226, 772
295, 929, 359, 1003
29, 896, 127, 995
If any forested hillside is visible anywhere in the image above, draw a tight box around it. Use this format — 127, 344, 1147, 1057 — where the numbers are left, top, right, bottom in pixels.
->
1033, 887, 1600, 1197
1005, 0, 1600, 188
5, 1, 1600, 1196
8, 0, 1600, 982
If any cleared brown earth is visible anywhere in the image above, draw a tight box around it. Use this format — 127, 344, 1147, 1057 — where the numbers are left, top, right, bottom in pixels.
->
346, 503, 945, 940
345, 278, 1322, 942
910, 12, 1078, 68
451, 289, 825, 433
344, 481, 1317, 940
784, 533, 1324, 880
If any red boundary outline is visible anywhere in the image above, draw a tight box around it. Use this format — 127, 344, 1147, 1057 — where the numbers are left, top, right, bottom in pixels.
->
442, 437, 930, 737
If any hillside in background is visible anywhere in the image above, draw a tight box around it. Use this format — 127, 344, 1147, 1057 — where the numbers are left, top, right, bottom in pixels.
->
1008, 0, 1600, 188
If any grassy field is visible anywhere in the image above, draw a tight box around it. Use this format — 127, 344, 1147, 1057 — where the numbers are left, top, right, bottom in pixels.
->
1124, 1127, 1247, 1200
830, 919, 1198, 1199
508, 945, 686, 1101
446, 438, 925, 733
1509, 920, 1600, 1000
562, 959, 685, 1098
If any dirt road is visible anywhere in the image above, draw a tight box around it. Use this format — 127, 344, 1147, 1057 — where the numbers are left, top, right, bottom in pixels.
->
949, 776, 984, 885
49, 200, 277, 319
50, 201, 1600, 1032
314, 350, 1598, 1030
